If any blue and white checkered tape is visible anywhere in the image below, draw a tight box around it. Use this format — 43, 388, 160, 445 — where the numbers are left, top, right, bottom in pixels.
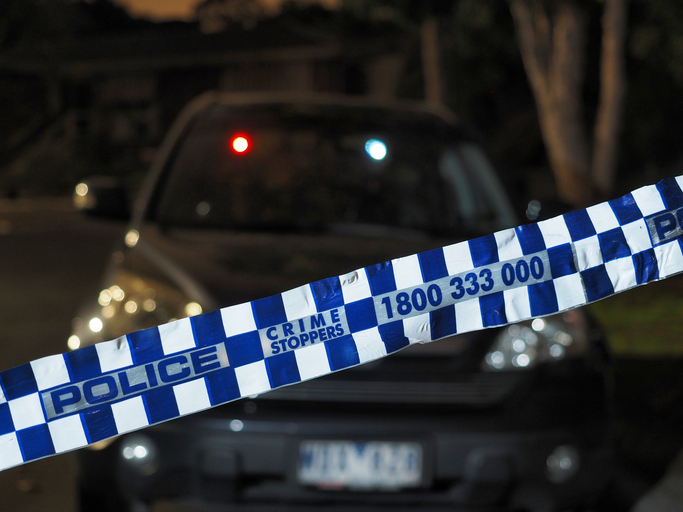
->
2, 175, 683, 470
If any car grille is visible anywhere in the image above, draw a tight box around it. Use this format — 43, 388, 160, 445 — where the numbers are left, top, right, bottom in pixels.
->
257, 372, 523, 406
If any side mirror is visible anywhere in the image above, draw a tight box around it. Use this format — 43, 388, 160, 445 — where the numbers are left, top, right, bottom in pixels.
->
73, 176, 130, 221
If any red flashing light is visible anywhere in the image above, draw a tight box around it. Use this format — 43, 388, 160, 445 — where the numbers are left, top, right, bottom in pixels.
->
230, 134, 250, 154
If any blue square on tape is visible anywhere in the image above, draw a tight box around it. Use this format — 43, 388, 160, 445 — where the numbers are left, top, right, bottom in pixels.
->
128, 327, 164, 365
0, 402, 14, 436
266, 352, 301, 388
325, 334, 360, 371
564, 209, 597, 241
430, 305, 456, 340
191, 310, 226, 348
17, 424, 55, 461
528, 281, 559, 317
469, 234, 499, 267
144, 386, 179, 423
225, 332, 263, 368
378, 320, 409, 354
418, 248, 449, 282
610, 193, 642, 225
66, 345, 101, 383
547, 243, 576, 279
480, 292, 507, 327
581, 266, 615, 302
206, 366, 240, 406
598, 228, 631, 262
657, 178, 683, 210
252, 294, 288, 328
366, 262, 397, 295
345, 297, 378, 333
83, 404, 118, 442
633, 249, 658, 284
1, 363, 38, 401
311, 277, 344, 311
516, 223, 546, 255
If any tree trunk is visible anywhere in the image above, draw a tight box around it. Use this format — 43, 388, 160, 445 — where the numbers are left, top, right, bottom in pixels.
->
592, 0, 627, 196
421, 16, 443, 106
511, 0, 594, 206
510, 0, 627, 207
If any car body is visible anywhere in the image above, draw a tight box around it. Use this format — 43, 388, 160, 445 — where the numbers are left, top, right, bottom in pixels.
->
70, 92, 613, 511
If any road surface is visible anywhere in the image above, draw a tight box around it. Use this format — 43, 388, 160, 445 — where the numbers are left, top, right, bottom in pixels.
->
0, 197, 124, 512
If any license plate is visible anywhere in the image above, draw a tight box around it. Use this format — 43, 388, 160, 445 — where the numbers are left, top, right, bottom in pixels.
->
297, 440, 422, 491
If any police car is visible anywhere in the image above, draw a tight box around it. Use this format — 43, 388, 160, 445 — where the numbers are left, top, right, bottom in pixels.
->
70, 92, 614, 511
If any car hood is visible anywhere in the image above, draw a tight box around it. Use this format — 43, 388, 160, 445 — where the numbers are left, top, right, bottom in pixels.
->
127, 224, 456, 311
113, 224, 516, 410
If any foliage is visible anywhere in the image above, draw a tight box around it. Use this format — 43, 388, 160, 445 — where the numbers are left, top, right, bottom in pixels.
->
439, 2, 537, 164
618, 0, 683, 189
1, 137, 147, 197
589, 274, 683, 356
2, 140, 92, 196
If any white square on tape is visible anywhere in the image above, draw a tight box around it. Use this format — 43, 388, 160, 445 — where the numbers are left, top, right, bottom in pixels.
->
538, 216, 572, 248
392, 254, 424, 289
575, 235, 603, 270
173, 378, 211, 416
221, 302, 257, 337
8, 393, 45, 430
282, 284, 318, 320
676, 176, 683, 193
295, 342, 332, 380
48, 414, 88, 453
403, 313, 431, 344
96, 336, 134, 373
31, 354, 70, 391
111, 396, 149, 434
494, 228, 524, 261
443, 241, 474, 275
503, 287, 531, 323
621, 219, 653, 254
339, 269, 372, 304
605, 258, 637, 293
159, 318, 196, 355
351, 327, 387, 364
553, 273, 586, 311
586, 202, 620, 233
0, 433, 23, 471
454, 298, 483, 334
655, 240, 683, 278
235, 360, 271, 397
631, 184, 667, 216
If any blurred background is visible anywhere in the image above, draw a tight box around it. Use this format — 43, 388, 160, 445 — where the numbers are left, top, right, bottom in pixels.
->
1, 0, 683, 510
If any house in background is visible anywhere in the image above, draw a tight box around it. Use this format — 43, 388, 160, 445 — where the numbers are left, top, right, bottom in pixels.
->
0, 2, 407, 194
63, 18, 405, 150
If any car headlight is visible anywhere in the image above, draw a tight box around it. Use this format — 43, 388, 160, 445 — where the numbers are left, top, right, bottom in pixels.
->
483, 310, 589, 371
69, 269, 203, 350
120, 434, 159, 476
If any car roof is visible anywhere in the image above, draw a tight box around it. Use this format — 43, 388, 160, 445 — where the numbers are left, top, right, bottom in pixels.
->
181, 90, 461, 127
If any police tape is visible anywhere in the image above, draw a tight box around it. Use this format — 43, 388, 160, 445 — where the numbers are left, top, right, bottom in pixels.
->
2, 175, 683, 471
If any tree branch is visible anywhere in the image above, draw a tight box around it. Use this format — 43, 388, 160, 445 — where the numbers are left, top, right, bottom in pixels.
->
592, 0, 627, 196
510, 0, 549, 98
550, 1, 585, 105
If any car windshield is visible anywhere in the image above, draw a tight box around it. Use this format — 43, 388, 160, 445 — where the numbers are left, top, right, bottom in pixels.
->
153, 102, 515, 234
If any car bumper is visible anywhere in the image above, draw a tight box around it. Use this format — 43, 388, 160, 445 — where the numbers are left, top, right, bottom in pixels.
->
81, 405, 613, 511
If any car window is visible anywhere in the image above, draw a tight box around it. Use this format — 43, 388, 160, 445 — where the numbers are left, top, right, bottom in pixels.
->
439, 144, 516, 231
153, 103, 514, 235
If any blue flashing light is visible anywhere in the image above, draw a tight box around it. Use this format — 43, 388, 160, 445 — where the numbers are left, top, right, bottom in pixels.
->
365, 139, 387, 160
